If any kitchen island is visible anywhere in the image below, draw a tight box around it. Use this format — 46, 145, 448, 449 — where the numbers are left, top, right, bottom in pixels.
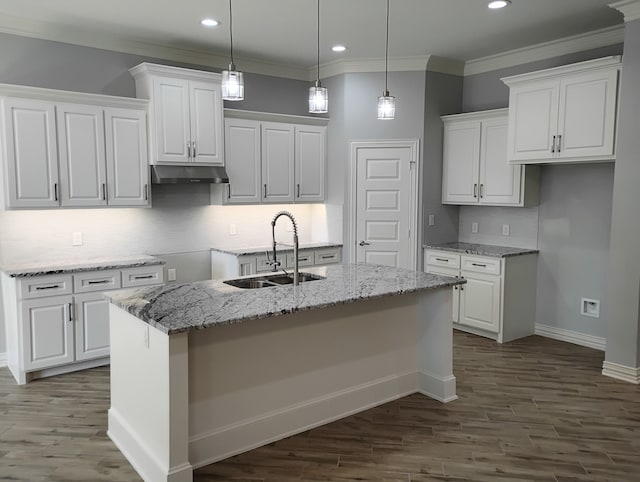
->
106, 263, 464, 482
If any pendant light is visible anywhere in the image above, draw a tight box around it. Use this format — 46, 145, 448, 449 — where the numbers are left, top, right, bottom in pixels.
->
377, 0, 395, 120
221, 0, 244, 101
309, 0, 328, 113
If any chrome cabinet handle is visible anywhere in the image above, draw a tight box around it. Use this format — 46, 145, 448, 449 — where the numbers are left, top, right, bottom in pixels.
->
227, 184, 231, 200
359, 241, 370, 246
263, 184, 267, 198
435, 258, 449, 262
102, 183, 107, 201
36, 284, 60, 290
187, 141, 192, 159
54, 183, 58, 202
471, 263, 487, 267
193, 141, 197, 158
479, 184, 484, 198
296, 183, 300, 198
133, 275, 154, 280
473, 183, 478, 198
68, 302, 73, 322
320, 255, 333, 259
144, 184, 148, 201
557, 134, 562, 152
87, 279, 110, 285
551, 135, 556, 153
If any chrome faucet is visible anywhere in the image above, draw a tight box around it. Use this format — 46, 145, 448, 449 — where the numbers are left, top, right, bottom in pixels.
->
271, 211, 299, 286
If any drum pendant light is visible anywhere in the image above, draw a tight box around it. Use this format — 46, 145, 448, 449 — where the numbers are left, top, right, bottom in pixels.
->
377, 0, 395, 119
309, 0, 328, 113
221, 0, 244, 101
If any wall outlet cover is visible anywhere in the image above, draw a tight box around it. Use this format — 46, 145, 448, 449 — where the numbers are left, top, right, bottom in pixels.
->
72, 232, 83, 246
167, 268, 177, 282
428, 214, 435, 226
471, 222, 479, 233
502, 224, 510, 236
581, 298, 600, 318
229, 224, 237, 236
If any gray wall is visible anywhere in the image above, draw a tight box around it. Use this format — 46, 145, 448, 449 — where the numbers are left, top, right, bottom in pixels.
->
422, 71, 463, 250
606, 19, 640, 368
461, 46, 621, 340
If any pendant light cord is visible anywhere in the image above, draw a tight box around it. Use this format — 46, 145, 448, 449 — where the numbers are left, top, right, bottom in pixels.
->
229, 0, 235, 65
384, 0, 389, 92
316, 0, 320, 82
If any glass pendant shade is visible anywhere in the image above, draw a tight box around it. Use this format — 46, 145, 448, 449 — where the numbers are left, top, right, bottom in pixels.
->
309, 81, 328, 113
377, 91, 395, 120
222, 64, 244, 101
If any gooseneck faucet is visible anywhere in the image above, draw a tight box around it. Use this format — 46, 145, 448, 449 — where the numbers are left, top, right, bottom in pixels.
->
271, 211, 299, 286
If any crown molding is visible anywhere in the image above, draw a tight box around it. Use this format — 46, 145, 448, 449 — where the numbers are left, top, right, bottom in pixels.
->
464, 25, 625, 76
610, 0, 640, 22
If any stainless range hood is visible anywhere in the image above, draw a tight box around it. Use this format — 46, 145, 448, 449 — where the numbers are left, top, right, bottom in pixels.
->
150, 165, 230, 184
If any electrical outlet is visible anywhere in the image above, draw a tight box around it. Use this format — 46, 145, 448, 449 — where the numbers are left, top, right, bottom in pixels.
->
167, 268, 177, 282
502, 224, 510, 236
428, 214, 435, 226
229, 223, 237, 235
471, 222, 478, 233
72, 232, 83, 246
581, 298, 600, 318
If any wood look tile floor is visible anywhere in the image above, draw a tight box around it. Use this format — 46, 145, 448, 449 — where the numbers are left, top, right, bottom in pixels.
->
2, 331, 640, 481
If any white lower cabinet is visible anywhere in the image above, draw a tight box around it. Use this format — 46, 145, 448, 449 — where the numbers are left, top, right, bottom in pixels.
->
425, 249, 536, 343
2, 264, 164, 384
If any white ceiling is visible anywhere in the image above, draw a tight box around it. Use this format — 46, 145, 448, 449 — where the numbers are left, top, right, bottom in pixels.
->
0, 0, 624, 78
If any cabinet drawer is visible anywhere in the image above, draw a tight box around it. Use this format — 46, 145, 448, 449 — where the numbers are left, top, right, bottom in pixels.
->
314, 248, 341, 265
255, 255, 274, 273
121, 265, 164, 287
19, 274, 74, 300
425, 250, 460, 269
461, 256, 501, 276
73, 270, 121, 293
286, 250, 314, 268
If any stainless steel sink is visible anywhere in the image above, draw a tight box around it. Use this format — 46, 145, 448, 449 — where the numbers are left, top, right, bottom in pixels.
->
223, 272, 325, 289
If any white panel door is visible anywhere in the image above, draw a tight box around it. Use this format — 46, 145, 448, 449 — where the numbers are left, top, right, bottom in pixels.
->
261, 122, 294, 203
508, 80, 559, 161
479, 118, 521, 205
356, 147, 412, 268
224, 118, 261, 204
153, 76, 190, 163
2, 98, 59, 208
21, 295, 74, 370
74, 293, 110, 361
189, 80, 224, 165
459, 272, 501, 333
295, 125, 325, 202
57, 104, 107, 207
104, 108, 149, 206
442, 121, 480, 204
557, 69, 618, 159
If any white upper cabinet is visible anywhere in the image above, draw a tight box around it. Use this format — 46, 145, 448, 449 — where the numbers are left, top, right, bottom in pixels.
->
262, 122, 295, 203
503, 56, 621, 164
1, 98, 59, 208
442, 109, 530, 207
0, 85, 150, 210
224, 118, 261, 204
295, 125, 326, 202
129, 63, 224, 166
56, 103, 107, 207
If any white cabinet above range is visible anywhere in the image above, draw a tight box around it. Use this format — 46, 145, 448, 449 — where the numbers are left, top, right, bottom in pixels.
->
129, 63, 224, 166
502, 56, 621, 164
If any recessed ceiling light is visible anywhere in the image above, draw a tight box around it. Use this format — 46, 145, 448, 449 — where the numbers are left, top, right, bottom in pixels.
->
332, 45, 347, 53
201, 18, 220, 27
488, 0, 511, 9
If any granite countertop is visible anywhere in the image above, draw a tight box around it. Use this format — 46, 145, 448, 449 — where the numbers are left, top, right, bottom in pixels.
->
424, 242, 538, 258
1, 255, 165, 278
107, 263, 464, 335
211, 241, 343, 256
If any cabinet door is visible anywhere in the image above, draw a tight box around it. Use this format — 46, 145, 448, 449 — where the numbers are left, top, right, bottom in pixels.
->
189, 80, 224, 165
459, 271, 501, 333
479, 117, 522, 205
21, 295, 74, 370
557, 69, 618, 159
104, 108, 149, 206
424, 265, 459, 323
224, 118, 261, 204
57, 104, 107, 207
152, 77, 190, 163
507, 79, 559, 161
74, 293, 110, 361
442, 121, 480, 204
295, 125, 325, 202
261, 122, 294, 203
2, 98, 59, 208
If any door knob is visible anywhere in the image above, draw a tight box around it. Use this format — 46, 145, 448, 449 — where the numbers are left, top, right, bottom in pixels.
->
359, 241, 370, 246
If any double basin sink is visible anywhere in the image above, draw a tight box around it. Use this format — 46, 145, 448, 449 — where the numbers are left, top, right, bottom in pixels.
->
223, 272, 325, 289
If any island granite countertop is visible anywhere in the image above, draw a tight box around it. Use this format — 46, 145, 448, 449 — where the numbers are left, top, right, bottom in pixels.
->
107, 263, 464, 335
424, 242, 538, 258
1, 255, 165, 278
211, 241, 342, 256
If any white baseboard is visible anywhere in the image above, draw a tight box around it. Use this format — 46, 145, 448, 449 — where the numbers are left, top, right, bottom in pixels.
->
602, 361, 640, 384
189, 370, 453, 468
0, 352, 7, 368
108, 408, 193, 482
535, 323, 606, 351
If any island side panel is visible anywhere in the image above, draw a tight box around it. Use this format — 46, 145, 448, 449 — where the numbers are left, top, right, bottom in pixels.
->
107, 304, 193, 482
188, 289, 455, 467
